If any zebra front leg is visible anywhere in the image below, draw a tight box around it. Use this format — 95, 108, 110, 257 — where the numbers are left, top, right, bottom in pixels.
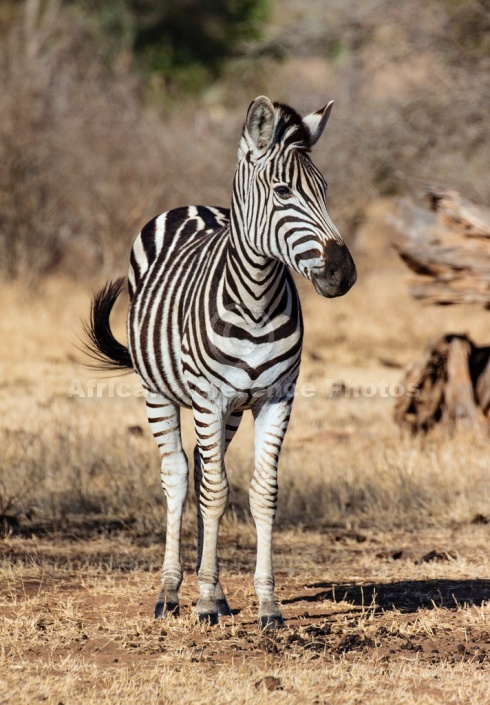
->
194, 410, 242, 617
193, 402, 228, 624
250, 397, 292, 630
147, 395, 188, 619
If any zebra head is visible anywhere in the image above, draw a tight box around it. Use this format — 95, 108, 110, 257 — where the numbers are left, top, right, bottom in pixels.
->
235, 96, 357, 298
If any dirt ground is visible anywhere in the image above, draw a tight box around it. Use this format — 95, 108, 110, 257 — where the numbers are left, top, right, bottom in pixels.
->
3, 518, 490, 704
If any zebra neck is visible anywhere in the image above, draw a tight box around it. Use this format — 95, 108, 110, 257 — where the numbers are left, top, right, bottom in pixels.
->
221, 234, 287, 321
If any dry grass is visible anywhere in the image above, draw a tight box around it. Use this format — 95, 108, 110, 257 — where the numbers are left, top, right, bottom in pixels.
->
1, 221, 489, 529
3, 524, 490, 704
2, 220, 490, 702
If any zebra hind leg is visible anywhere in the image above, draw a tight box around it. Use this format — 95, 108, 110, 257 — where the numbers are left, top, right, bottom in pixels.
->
146, 395, 189, 619
193, 410, 243, 619
195, 447, 230, 618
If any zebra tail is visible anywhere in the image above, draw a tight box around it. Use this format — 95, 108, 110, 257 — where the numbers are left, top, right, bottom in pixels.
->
82, 277, 134, 371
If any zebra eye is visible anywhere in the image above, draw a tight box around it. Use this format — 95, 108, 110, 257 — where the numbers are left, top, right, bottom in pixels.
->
274, 184, 292, 198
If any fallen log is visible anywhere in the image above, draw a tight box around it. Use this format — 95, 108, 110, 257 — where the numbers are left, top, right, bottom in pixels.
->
394, 334, 490, 434
389, 190, 490, 306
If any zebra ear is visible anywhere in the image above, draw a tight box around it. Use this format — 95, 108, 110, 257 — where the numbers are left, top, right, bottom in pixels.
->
303, 100, 334, 147
244, 96, 276, 154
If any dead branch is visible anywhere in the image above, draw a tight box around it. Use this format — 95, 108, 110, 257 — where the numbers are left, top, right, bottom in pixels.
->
390, 190, 490, 306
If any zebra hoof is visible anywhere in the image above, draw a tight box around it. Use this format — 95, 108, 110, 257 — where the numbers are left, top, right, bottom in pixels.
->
154, 601, 179, 619
259, 615, 285, 631
216, 597, 233, 617
198, 612, 219, 626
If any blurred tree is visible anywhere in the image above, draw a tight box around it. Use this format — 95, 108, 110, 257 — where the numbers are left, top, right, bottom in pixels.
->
84, 0, 270, 87
442, 0, 490, 62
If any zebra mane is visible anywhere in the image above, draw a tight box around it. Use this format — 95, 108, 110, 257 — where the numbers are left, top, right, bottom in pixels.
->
238, 100, 312, 161
272, 102, 312, 152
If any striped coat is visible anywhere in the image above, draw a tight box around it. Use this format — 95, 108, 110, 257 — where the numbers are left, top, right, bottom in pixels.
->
86, 96, 356, 629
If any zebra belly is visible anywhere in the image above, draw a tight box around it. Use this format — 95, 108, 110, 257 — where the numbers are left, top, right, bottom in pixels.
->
130, 298, 302, 408
130, 313, 301, 411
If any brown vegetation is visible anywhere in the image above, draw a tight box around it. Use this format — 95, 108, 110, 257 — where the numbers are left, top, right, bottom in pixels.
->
0, 1, 235, 280
1, 0, 490, 280
1, 256, 489, 533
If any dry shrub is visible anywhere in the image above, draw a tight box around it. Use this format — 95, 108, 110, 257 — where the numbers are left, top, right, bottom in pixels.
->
0, 0, 237, 282
2, 0, 489, 280
0, 1, 152, 278
249, 0, 490, 232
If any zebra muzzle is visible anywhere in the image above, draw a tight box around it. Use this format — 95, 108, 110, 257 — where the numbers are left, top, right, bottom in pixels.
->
312, 240, 357, 298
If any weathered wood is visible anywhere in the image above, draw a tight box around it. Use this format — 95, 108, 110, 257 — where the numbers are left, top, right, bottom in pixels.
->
428, 191, 490, 239
394, 334, 490, 434
474, 348, 490, 416
444, 336, 487, 432
391, 190, 490, 433
393, 336, 448, 433
390, 190, 490, 306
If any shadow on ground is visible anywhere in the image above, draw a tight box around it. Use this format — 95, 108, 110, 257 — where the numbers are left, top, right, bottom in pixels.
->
284, 579, 490, 613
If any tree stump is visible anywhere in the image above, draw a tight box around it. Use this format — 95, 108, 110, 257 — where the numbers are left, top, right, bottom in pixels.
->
390, 189, 490, 434
394, 334, 490, 434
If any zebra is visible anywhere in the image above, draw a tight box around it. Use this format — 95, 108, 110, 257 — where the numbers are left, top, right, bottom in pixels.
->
85, 96, 357, 629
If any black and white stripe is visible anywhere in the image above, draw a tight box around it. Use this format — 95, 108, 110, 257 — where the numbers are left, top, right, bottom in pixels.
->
86, 96, 356, 629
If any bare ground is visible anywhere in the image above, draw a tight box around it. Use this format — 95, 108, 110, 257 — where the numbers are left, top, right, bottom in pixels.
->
2, 519, 490, 704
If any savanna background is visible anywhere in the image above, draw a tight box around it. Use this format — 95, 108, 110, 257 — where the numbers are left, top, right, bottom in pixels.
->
1, 0, 490, 703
